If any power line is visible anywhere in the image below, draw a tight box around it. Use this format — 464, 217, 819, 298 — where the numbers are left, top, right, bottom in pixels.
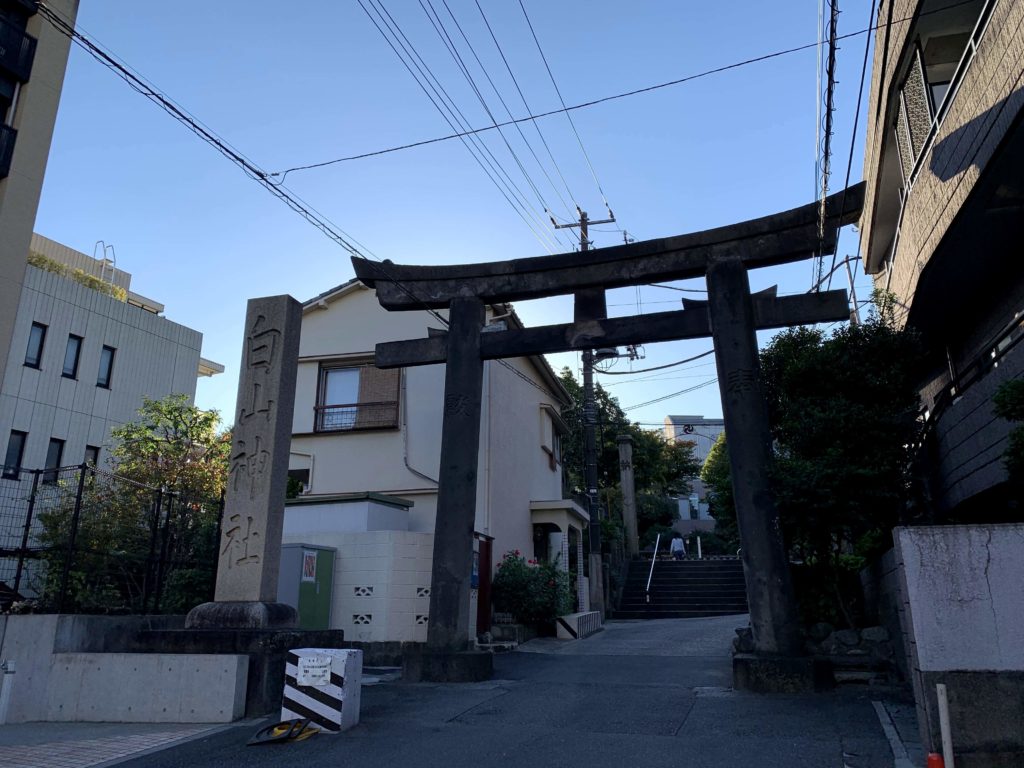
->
649, 283, 709, 294
423, 0, 567, 229
36, 3, 456, 332
38, 3, 371, 258
269, 0, 977, 179
516, 0, 611, 216
357, 0, 564, 253
597, 349, 715, 376
827, 0, 877, 296
623, 378, 719, 411
814, 0, 840, 291
473, 0, 577, 216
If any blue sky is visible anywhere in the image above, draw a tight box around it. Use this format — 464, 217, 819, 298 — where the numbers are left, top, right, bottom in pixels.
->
34, 0, 876, 432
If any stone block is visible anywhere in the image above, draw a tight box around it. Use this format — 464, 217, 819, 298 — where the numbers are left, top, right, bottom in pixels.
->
861, 626, 890, 642
402, 650, 493, 683
732, 653, 834, 694
808, 622, 834, 642
185, 601, 297, 630
836, 629, 861, 646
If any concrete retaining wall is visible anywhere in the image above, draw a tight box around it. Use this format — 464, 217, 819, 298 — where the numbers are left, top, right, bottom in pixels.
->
0, 615, 247, 723
860, 548, 913, 682
46, 653, 246, 722
894, 524, 1024, 766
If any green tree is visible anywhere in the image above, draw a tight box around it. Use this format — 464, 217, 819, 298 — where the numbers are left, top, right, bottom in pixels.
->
759, 305, 923, 625
700, 432, 740, 552
109, 394, 230, 496
993, 379, 1024, 484
558, 367, 698, 545
35, 395, 229, 613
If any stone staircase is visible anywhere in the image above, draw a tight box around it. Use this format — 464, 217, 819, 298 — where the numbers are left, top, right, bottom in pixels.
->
614, 558, 749, 619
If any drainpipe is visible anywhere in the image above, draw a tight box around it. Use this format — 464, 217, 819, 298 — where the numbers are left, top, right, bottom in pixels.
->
402, 368, 439, 485
483, 360, 492, 536
0, 660, 15, 725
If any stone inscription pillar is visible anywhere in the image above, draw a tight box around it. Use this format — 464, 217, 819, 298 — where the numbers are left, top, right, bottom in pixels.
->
706, 258, 802, 656
617, 435, 639, 558
186, 295, 302, 629
427, 297, 486, 651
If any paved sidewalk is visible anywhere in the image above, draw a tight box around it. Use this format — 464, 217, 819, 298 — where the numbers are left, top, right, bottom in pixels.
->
0, 722, 237, 768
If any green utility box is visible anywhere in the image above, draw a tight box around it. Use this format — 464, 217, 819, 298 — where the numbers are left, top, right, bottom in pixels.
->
278, 543, 336, 630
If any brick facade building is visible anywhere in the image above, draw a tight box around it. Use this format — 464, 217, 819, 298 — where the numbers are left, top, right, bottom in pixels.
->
859, 0, 1024, 515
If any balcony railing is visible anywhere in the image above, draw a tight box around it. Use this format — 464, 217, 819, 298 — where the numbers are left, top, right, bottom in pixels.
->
0, 15, 37, 82
0, 123, 15, 179
314, 401, 398, 432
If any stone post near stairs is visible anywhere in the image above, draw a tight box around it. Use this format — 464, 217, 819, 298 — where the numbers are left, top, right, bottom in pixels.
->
186, 295, 302, 629
617, 435, 639, 558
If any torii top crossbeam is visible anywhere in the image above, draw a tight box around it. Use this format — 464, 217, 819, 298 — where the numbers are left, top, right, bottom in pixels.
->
352, 183, 864, 310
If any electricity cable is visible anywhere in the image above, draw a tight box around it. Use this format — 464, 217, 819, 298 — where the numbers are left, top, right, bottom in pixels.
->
624, 379, 719, 411
269, 0, 978, 178
357, 0, 563, 253
826, 0, 877, 291
36, 2, 454, 330
474, 0, 577, 215
516, 0, 612, 216
419, 0, 563, 231
597, 349, 715, 376
442, 0, 576, 220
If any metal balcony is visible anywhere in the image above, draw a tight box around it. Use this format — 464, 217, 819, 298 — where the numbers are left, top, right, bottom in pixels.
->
0, 123, 15, 179
0, 16, 37, 82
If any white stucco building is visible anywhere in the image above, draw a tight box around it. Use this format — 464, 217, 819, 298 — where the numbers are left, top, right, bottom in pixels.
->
0, 234, 223, 476
663, 414, 724, 467
285, 279, 590, 643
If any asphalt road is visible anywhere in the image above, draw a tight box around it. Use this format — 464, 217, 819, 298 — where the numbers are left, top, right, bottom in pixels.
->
118, 616, 897, 768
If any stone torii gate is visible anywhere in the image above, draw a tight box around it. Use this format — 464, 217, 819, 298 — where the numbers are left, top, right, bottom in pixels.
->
352, 183, 864, 681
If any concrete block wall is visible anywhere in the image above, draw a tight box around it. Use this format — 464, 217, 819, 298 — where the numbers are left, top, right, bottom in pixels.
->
894, 524, 1024, 763
861, 547, 913, 682
283, 529, 434, 643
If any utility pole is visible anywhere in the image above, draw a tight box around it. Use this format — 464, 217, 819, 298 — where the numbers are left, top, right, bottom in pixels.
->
555, 208, 614, 614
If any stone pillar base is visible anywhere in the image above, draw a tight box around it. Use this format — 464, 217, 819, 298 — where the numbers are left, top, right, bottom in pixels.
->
185, 601, 298, 630
402, 650, 493, 683
733, 653, 834, 693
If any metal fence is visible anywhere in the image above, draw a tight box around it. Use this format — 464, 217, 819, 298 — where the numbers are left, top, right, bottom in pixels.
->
0, 464, 222, 615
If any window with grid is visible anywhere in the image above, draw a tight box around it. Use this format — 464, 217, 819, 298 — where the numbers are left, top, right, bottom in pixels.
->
315, 363, 400, 432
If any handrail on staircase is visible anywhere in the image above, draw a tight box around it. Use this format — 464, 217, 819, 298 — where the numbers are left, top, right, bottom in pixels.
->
645, 533, 661, 603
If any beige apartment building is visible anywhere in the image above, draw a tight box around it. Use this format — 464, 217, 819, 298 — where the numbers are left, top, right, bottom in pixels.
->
859, 0, 1024, 516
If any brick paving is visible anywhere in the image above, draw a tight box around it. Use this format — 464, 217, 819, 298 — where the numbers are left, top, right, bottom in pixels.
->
0, 724, 218, 768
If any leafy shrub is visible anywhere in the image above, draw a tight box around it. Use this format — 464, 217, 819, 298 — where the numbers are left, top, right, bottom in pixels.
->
492, 550, 574, 625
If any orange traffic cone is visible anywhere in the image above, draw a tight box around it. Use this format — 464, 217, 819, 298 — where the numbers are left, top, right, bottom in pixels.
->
926, 754, 945, 768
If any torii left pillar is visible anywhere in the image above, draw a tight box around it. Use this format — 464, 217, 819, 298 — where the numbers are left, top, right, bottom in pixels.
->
405, 297, 494, 682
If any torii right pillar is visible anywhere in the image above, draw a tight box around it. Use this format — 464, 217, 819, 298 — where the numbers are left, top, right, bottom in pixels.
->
707, 258, 824, 691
